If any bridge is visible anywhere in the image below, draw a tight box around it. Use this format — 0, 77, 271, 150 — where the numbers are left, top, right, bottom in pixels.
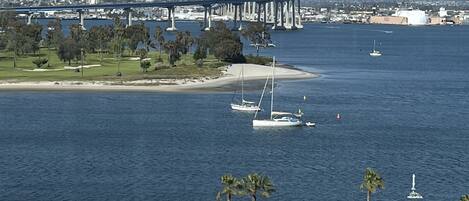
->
0, 0, 303, 31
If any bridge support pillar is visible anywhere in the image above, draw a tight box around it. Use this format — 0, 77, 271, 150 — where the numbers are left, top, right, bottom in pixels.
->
253, 2, 256, 21
232, 4, 238, 31
291, 0, 297, 30
272, 1, 278, 29
238, 4, 243, 31
263, 3, 267, 27
257, 2, 261, 22
269, 2, 274, 23
274, 1, 286, 30
127, 9, 132, 27
285, 1, 291, 29
243, 3, 247, 20
26, 13, 33, 25
208, 7, 212, 30
296, 0, 303, 28
203, 6, 208, 30
166, 7, 177, 32
203, 5, 212, 31
78, 10, 86, 30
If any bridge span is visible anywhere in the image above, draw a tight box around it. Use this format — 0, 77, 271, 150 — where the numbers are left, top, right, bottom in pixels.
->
0, 0, 303, 31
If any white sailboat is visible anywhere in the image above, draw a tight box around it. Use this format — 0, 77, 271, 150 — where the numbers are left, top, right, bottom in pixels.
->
369, 40, 382, 57
252, 57, 302, 127
231, 64, 261, 112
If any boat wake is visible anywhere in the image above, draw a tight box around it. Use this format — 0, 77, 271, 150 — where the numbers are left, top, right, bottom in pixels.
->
376, 30, 393, 34
356, 28, 393, 34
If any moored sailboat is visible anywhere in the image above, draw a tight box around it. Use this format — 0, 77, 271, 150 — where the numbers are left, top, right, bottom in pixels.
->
369, 40, 382, 57
231, 64, 261, 112
252, 57, 302, 127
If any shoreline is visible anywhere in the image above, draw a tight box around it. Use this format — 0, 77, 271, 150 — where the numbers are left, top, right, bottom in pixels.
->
0, 64, 318, 92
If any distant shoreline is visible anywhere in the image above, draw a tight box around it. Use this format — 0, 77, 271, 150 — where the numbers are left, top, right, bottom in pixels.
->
0, 63, 318, 93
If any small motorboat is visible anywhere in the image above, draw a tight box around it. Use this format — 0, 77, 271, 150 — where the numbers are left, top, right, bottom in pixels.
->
305, 122, 316, 127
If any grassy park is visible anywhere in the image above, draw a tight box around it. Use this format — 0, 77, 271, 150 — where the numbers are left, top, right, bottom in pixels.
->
0, 12, 273, 84
0, 48, 226, 82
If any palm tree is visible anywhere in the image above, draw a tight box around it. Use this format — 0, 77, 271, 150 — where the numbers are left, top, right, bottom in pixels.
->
360, 168, 385, 201
218, 174, 243, 201
154, 26, 165, 59
112, 17, 125, 76
461, 195, 469, 201
242, 173, 275, 201
163, 40, 180, 66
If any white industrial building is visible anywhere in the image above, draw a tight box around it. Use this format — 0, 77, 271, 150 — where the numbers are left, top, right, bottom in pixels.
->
393, 9, 428, 25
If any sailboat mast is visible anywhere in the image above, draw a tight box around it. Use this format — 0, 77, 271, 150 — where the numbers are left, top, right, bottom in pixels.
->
241, 64, 244, 102
373, 40, 376, 51
270, 57, 275, 120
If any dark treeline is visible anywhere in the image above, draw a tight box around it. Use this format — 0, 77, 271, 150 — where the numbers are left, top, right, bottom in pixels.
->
0, 11, 273, 71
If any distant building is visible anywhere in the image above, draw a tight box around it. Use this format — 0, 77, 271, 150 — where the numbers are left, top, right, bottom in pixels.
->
393, 10, 427, 25
428, 16, 446, 25
369, 9, 427, 25
369, 16, 408, 25
439, 7, 448, 17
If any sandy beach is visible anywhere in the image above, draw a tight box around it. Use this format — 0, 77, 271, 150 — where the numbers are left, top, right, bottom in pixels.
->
0, 64, 318, 92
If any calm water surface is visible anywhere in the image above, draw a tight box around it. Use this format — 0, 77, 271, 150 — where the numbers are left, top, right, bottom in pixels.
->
1, 22, 469, 201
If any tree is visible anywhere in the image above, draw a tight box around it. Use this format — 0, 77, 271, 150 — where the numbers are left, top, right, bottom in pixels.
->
46, 18, 64, 49
69, 24, 84, 44
46, 18, 64, 67
217, 174, 243, 201
242, 173, 275, 201
153, 26, 165, 59
124, 23, 148, 55
0, 11, 16, 51
193, 36, 208, 67
175, 31, 193, 55
6, 21, 22, 68
0, 11, 16, 31
68, 23, 87, 66
22, 24, 43, 54
199, 22, 244, 62
111, 17, 126, 76
193, 46, 207, 62
32, 58, 48, 68
5, 20, 42, 68
57, 37, 80, 65
163, 40, 180, 66
136, 48, 148, 61
140, 60, 151, 73
136, 48, 149, 72
142, 24, 151, 51
360, 168, 385, 201
461, 195, 469, 201
89, 25, 112, 64
241, 22, 272, 56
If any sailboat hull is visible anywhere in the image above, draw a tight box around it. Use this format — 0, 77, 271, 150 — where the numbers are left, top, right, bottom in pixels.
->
231, 104, 261, 112
252, 119, 302, 127
369, 52, 382, 57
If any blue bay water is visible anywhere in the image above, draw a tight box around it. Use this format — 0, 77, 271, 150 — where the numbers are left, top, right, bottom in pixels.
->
1, 22, 469, 201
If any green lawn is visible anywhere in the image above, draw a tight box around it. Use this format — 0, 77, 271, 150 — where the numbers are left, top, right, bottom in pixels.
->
0, 48, 225, 82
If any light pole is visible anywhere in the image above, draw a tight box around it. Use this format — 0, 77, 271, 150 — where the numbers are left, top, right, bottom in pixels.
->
81, 48, 84, 78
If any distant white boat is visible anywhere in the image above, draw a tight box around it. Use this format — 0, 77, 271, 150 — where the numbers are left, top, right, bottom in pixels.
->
231, 64, 261, 112
369, 40, 382, 57
253, 57, 302, 127
305, 122, 316, 127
